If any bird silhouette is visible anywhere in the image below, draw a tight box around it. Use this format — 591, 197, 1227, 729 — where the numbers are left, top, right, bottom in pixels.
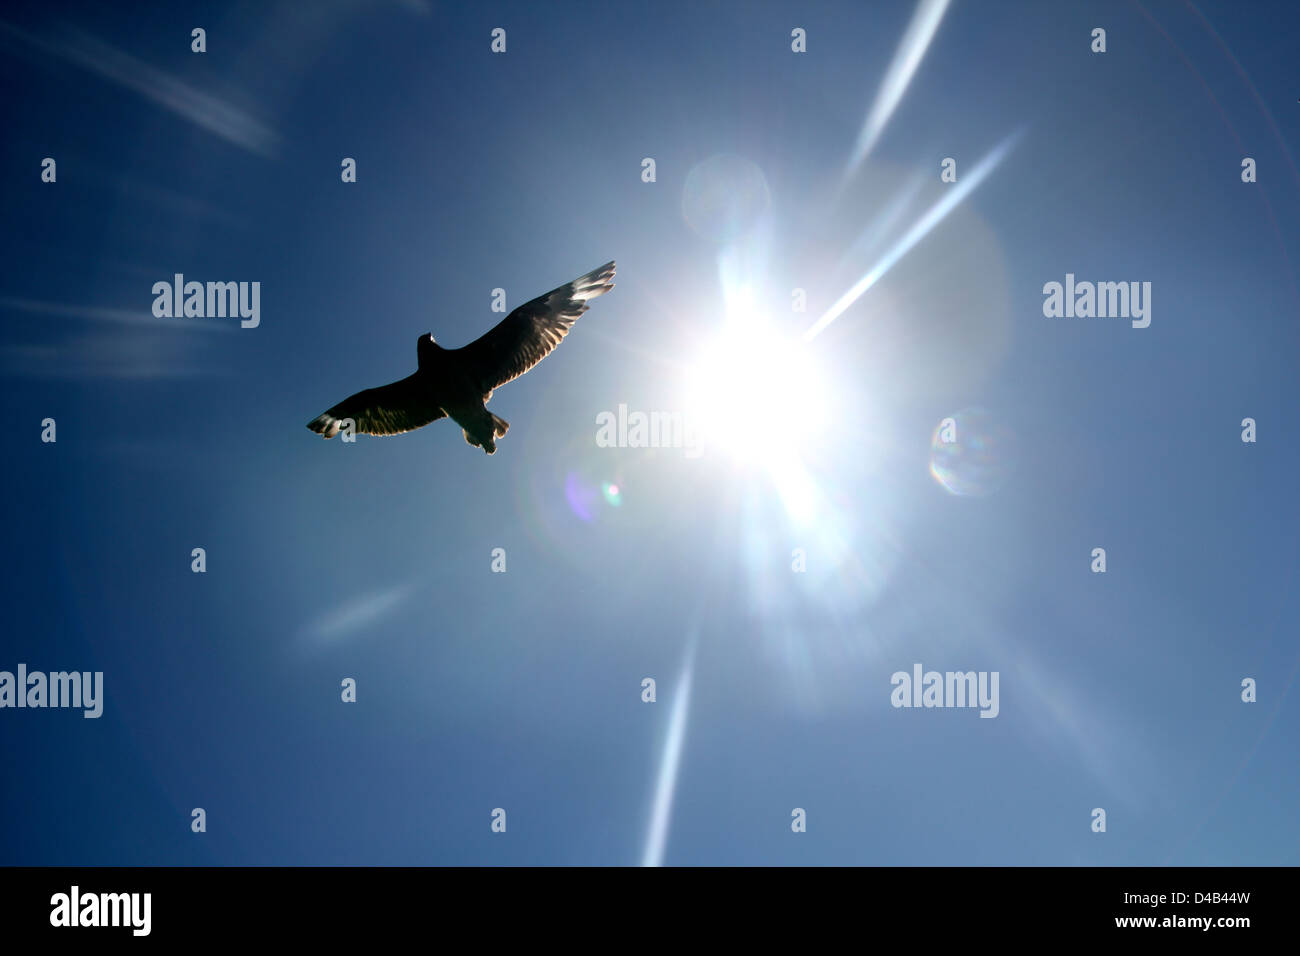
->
307, 261, 615, 454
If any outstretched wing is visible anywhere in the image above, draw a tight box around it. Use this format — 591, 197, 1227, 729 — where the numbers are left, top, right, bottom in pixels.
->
307, 373, 446, 438
454, 260, 615, 393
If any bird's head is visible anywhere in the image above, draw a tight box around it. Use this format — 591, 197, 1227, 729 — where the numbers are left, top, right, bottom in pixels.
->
417, 332, 439, 366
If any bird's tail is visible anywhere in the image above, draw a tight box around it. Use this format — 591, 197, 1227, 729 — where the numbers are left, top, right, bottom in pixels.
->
490, 414, 510, 438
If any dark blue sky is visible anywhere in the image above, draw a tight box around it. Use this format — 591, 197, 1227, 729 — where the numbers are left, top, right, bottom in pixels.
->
1, 0, 1297, 865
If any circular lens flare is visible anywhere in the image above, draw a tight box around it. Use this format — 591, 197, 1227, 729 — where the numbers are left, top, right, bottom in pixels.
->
929, 406, 1017, 497
602, 481, 622, 506
681, 154, 771, 243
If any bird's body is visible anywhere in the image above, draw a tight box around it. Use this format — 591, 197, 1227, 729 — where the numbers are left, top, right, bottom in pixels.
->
308, 260, 615, 453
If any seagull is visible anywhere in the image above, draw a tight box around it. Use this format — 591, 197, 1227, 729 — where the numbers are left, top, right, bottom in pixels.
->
307, 261, 615, 454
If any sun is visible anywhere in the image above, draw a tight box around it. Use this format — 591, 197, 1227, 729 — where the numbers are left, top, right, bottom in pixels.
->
681, 302, 831, 469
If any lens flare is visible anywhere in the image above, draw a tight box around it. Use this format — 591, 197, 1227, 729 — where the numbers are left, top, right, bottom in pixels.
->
681, 154, 771, 243
807, 128, 1023, 342
847, 0, 952, 175
564, 470, 599, 522
642, 636, 696, 867
929, 406, 1017, 497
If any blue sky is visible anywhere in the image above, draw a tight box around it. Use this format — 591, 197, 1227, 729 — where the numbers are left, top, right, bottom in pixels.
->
1, 0, 1297, 865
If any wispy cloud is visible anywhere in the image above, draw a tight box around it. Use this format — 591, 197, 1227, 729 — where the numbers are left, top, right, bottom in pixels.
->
0, 334, 220, 380
0, 20, 279, 157
0, 297, 234, 379
302, 582, 422, 645
111, 175, 249, 230
0, 296, 234, 332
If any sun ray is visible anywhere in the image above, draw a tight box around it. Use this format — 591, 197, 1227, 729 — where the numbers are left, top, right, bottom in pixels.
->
807, 128, 1024, 342
845, 0, 952, 178
641, 634, 697, 867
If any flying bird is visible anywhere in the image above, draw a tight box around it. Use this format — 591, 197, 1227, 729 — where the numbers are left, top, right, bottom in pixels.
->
308, 261, 615, 454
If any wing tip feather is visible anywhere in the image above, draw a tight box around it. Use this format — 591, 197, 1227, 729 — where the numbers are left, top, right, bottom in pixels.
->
307, 413, 341, 438
575, 259, 616, 300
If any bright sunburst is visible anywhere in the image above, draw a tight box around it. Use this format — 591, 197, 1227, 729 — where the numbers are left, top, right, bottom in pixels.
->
681, 290, 831, 471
